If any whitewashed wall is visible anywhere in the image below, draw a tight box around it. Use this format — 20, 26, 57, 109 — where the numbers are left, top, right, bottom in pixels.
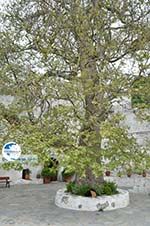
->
113, 97, 150, 145
0, 155, 42, 182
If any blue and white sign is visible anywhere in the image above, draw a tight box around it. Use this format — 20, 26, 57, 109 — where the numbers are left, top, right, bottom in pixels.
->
2, 142, 21, 161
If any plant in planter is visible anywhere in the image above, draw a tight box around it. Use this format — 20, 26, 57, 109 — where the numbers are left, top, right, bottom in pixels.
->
142, 170, 147, 177
117, 171, 123, 177
66, 181, 118, 197
126, 168, 132, 177
36, 173, 41, 179
62, 169, 75, 182
134, 168, 142, 175
41, 167, 57, 184
134, 160, 148, 177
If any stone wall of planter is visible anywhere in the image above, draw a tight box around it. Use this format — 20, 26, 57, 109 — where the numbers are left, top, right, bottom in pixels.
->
55, 188, 129, 211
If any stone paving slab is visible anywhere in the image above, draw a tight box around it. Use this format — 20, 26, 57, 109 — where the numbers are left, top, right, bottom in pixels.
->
0, 182, 150, 226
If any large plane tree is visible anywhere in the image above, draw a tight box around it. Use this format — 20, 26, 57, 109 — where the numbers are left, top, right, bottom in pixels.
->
0, 0, 150, 181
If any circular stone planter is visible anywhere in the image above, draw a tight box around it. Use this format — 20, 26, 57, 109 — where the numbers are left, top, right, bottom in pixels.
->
55, 189, 129, 211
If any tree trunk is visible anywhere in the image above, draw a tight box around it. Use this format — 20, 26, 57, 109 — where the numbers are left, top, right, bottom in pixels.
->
74, 6, 107, 184
78, 47, 105, 184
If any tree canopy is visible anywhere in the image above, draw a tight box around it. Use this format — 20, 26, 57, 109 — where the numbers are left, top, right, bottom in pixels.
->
0, 0, 150, 177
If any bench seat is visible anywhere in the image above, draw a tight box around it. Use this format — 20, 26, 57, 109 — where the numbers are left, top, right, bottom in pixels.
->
0, 177, 11, 188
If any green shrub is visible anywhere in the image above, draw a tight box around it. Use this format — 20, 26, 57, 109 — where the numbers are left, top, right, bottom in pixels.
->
72, 184, 91, 196
66, 182, 91, 196
66, 182, 75, 193
92, 184, 103, 196
66, 181, 118, 197
102, 184, 112, 195
62, 169, 75, 177
102, 181, 118, 195
41, 167, 57, 177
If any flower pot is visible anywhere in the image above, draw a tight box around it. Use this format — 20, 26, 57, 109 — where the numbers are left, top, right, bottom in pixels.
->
41, 167, 57, 183
64, 175, 73, 182
36, 174, 41, 179
142, 171, 146, 177
117, 171, 122, 177
43, 176, 51, 184
127, 172, 132, 177
51, 175, 57, 181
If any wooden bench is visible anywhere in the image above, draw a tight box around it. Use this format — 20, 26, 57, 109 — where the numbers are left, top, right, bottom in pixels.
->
0, 177, 10, 188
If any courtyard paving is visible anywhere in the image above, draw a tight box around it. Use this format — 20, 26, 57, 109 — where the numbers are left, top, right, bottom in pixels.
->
0, 182, 150, 226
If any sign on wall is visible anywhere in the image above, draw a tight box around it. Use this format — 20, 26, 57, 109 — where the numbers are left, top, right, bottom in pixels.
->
2, 142, 21, 161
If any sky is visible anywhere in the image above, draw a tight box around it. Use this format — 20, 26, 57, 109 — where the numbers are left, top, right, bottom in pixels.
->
0, 0, 10, 9
0, 0, 7, 12
0, 0, 9, 3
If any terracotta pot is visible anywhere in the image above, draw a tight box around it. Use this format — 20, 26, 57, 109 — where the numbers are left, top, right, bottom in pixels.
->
36, 174, 41, 179
142, 171, 146, 177
43, 176, 51, 184
64, 175, 73, 182
127, 172, 132, 177
51, 175, 57, 181
117, 172, 122, 177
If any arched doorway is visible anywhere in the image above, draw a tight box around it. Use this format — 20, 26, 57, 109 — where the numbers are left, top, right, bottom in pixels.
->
22, 168, 31, 180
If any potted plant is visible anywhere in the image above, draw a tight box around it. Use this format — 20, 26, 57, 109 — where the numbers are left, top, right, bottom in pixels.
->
134, 168, 142, 175
142, 170, 146, 177
62, 169, 75, 182
126, 168, 132, 177
117, 171, 123, 177
36, 173, 41, 179
41, 167, 57, 184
